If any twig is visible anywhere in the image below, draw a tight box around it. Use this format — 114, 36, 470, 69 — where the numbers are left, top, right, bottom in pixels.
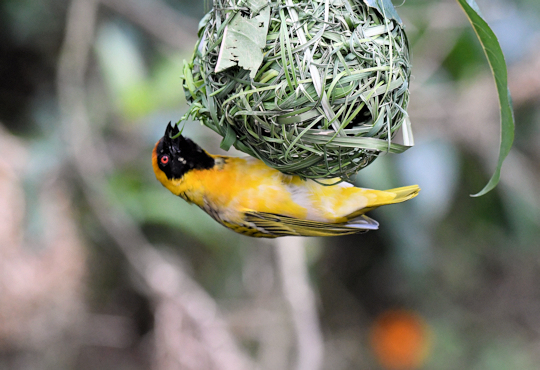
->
276, 237, 325, 370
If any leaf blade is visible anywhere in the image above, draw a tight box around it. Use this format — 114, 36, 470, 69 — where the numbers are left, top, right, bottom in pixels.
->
214, 6, 271, 79
456, 0, 515, 197
363, 0, 403, 25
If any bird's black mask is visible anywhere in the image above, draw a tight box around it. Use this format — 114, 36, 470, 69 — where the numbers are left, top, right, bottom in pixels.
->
156, 122, 215, 180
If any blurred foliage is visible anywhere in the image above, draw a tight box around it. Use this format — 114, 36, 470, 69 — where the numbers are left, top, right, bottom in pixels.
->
442, 30, 487, 81
1, 0, 540, 369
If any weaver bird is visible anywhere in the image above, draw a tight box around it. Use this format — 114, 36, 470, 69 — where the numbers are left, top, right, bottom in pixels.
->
152, 123, 420, 238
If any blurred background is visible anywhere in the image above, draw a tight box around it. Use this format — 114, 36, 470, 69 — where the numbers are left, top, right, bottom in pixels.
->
1, 0, 540, 369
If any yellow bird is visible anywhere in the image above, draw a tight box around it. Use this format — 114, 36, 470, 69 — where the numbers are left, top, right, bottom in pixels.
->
152, 123, 420, 238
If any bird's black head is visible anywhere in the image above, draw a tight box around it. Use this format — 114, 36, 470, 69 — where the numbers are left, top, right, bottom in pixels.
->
154, 122, 215, 180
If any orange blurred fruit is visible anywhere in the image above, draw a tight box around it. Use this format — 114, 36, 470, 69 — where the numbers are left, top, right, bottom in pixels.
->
370, 309, 431, 369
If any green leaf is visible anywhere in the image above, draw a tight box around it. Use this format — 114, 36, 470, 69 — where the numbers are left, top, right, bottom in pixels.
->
214, 5, 270, 79
220, 124, 237, 151
363, 0, 403, 25
244, 0, 268, 14
456, 0, 515, 197
198, 12, 212, 37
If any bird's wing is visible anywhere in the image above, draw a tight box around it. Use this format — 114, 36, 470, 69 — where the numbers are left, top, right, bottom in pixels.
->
243, 211, 379, 237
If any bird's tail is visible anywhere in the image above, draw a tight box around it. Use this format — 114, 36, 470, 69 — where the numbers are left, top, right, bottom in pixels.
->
384, 185, 421, 205
345, 184, 420, 220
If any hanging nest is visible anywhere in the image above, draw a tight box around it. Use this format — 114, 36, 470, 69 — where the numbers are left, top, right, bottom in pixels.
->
182, 0, 413, 179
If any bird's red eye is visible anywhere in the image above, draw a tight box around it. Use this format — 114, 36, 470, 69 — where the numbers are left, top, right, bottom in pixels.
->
160, 155, 169, 165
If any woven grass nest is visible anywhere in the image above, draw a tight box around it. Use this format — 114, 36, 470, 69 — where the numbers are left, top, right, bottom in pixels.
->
182, 0, 413, 179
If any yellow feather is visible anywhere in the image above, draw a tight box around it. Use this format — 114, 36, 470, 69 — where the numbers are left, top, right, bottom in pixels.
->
152, 137, 420, 238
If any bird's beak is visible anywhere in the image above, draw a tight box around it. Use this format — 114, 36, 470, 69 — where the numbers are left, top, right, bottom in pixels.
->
165, 122, 172, 134
163, 122, 182, 150
165, 122, 180, 137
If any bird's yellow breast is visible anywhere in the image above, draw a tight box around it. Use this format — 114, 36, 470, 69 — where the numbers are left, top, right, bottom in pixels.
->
152, 145, 401, 225
157, 156, 310, 223
152, 133, 420, 237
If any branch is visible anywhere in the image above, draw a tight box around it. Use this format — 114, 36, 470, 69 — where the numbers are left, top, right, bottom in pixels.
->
57, 0, 253, 368
275, 238, 325, 370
